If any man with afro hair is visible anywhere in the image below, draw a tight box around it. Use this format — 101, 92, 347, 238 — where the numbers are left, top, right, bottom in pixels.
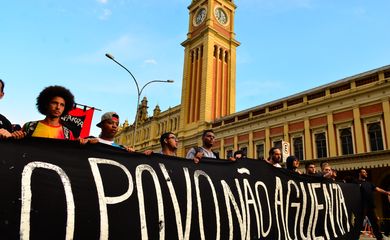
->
23, 85, 75, 140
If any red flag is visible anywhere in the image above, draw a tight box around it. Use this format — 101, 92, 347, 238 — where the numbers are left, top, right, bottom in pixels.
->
61, 107, 95, 138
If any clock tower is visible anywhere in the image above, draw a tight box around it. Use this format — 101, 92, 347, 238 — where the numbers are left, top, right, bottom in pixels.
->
179, 0, 240, 138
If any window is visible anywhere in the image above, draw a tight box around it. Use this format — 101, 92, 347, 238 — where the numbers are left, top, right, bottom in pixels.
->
226, 149, 233, 159
240, 146, 248, 157
273, 140, 282, 150
256, 143, 264, 160
315, 132, 327, 158
293, 136, 304, 160
368, 123, 384, 151
339, 128, 354, 155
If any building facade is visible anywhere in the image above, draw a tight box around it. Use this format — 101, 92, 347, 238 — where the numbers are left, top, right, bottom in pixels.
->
115, 0, 390, 218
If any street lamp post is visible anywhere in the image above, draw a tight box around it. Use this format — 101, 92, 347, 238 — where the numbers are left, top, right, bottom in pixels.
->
133, 79, 174, 148
105, 53, 174, 148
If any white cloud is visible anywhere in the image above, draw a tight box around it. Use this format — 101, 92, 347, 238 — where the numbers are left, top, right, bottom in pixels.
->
144, 59, 157, 65
99, 8, 112, 20
97, 0, 108, 4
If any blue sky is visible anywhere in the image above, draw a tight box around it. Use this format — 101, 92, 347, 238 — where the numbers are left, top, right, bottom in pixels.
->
1, 0, 390, 136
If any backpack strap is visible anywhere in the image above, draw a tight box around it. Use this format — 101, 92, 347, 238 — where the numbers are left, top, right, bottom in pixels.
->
23, 121, 38, 137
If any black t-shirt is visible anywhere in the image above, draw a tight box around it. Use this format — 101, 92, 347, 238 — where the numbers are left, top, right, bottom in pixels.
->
359, 179, 376, 209
0, 114, 12, 132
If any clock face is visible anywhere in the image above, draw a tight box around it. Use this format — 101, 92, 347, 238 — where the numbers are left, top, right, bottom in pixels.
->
214, 7, 228, 25
194, 7, 207, 26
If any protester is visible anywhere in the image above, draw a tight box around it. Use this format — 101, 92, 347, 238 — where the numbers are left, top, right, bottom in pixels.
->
86, 112, 134, 152
358, 168, 390, 240
305, 162, 317, 175
330, 168, 338, 181
267, 147, 282, 168
384, 189, 390, 238
144, 132, 178, 156
0, 79, 25, 139
233, 150, 246, 160
286, 155, 302, 174
186, 129, 219, 163
0, 80, 12, 138
321, 162, 333, 178
23, 86, 75, 140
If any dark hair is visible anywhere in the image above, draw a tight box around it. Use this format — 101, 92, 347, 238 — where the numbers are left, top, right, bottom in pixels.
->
305, 162, 315, 169
202, 129, 214, 138
286, 155, 298, 170
268, 147, 279, 157
0, 79, 4, 93
36, 85, 75, 116
234, 150, 243, 158
358, 168, 366, 175
160, 132, 174, 147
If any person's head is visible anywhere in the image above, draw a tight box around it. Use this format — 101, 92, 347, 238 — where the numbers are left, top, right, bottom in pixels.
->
359, 168, 368, 179
202, 129, 215, 148
322, 164, 332, 175
36, 85, 75, 118
269, 147, 281, 164
320, 161, 329, 171
160, 132, 178, 150
234, 150, 244, 159
286, 155, 299, 170
97, 112, 119, 140
0, 79, 4, 99
305, 162, 316, 175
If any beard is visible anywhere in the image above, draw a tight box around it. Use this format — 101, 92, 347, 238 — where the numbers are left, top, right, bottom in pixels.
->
204, 142, 213, 148
273, 157, 281, 164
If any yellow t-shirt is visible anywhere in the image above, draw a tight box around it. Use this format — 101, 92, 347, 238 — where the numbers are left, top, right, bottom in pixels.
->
31, 121, 74, 140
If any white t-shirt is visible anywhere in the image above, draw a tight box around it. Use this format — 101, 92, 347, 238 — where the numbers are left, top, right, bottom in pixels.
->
186, 147, 216, 159
98, 138, 121, 148
273, 163, 282, 168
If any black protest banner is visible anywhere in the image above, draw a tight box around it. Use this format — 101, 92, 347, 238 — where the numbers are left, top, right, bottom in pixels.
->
0, 138, 363, 239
